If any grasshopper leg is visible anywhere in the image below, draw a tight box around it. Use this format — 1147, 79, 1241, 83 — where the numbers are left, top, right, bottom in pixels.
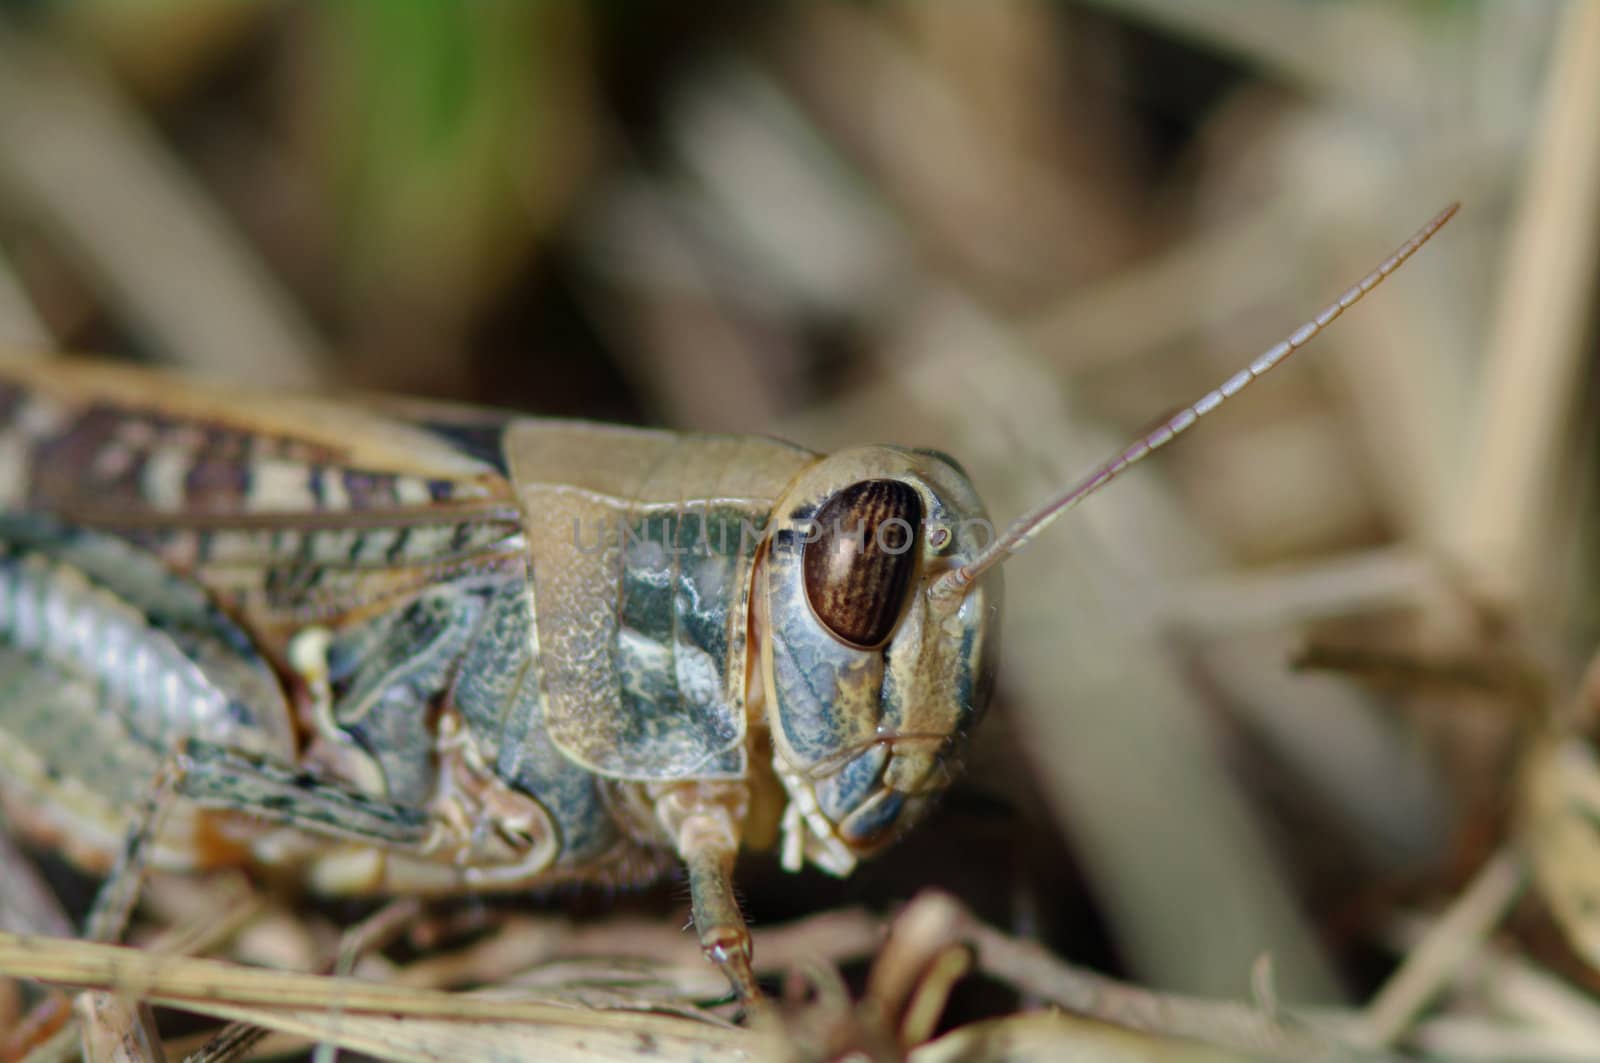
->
174, 739, 433, 850
652, 782, 761, 1001
74, 763, 182, 1062
54, 744, 435, 1059
85, 762, 184, 945
684, 834, 760, 1002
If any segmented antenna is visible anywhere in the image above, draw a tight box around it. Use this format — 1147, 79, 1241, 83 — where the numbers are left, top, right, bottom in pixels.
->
930, 202, 1459, 602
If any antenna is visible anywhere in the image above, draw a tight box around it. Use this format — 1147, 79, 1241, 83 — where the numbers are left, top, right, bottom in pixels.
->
931, 202, 1459, 602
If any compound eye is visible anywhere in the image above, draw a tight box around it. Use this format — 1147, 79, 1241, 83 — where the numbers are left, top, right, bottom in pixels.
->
803, 480, 922, 648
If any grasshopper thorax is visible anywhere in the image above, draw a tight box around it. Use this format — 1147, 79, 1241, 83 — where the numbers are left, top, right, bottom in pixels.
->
757, 445, 1002, 876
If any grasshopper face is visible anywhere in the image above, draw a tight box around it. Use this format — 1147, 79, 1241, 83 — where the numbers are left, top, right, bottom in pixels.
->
759, 446, 1001, 876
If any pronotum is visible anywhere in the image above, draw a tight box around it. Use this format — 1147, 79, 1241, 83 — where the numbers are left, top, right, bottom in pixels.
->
0, 204, 1456, 1001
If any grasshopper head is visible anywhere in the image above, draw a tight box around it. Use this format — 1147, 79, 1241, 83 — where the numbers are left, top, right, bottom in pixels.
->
752, 204, 1458, 877
758, 446, 1001, 876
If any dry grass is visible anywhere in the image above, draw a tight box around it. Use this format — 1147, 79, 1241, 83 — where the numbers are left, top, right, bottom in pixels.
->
0, 2, 1597, 1060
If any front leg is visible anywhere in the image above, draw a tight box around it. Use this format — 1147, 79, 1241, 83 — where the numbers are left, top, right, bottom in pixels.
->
651, 781, 759, 1001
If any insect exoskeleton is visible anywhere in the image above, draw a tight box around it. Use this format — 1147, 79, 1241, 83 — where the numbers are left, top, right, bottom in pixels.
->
0, 203, 1459, 1006
756, 446, 1002, 877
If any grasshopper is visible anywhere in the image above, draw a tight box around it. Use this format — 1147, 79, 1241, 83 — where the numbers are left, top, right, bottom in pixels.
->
0, 204, 1456, 1001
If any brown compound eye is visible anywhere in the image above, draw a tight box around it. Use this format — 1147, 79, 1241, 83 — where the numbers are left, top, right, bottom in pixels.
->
803, 480, 922, 648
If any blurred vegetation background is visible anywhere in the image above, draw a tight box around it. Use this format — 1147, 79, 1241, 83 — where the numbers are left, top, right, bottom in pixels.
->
2, 2, 1597, 1057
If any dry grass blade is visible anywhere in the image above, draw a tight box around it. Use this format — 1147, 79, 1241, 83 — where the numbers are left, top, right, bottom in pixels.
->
178, 1019, 268, 1063
74, 992, 164, 1063
1454, 0, 1600, 614
1160, 547, 1441, 635
387, 907, 881, 995
146, 1004, 751, 1063
0, 893, 1405, 1063
1521, 730, 1600, 973
1406, 1019, 1600, 1063
1356, 848, 1526, 1047
829, 892, 1383, 1063
0, 931, 763, 1061
1380, 897, 1600, 1059
0, 25, 323, 385
0, 252, 50, 350
908, 1011, 1252, 1063
0, 931, 739, 1029
958, 911, 1374, 1061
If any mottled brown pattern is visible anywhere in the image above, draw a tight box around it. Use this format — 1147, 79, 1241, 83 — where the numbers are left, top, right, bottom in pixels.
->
803, 479, 922, 648
199, 421, 253, 461
184, 456, 252, 509
342, 469, 396, 509
27, 406, 136, 508
0, 390, 491, 523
